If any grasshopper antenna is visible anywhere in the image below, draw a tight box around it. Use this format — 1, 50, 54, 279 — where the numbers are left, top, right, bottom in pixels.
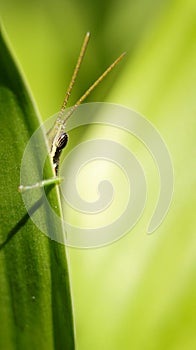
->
57, 32, 90, 122
62, 51, 126, 125
47, 32, 90, 148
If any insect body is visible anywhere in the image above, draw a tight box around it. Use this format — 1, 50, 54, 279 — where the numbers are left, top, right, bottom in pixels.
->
52, 132, 68, 175
18, 32, 125, 192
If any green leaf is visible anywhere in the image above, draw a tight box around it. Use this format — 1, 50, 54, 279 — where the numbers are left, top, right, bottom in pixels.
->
0, 28, 75, 349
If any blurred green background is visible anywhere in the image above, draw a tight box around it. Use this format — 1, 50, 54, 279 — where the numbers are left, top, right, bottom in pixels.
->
1, 0, 195, 349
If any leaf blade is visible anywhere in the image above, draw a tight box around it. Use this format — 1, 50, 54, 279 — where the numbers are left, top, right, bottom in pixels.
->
0, 27, 75, 350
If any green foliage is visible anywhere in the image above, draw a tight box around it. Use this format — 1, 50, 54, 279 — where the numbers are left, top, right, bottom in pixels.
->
0, 0, 195, 349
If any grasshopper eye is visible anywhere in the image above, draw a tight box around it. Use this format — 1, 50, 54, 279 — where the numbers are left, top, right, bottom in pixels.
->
57, 133, 68, 151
